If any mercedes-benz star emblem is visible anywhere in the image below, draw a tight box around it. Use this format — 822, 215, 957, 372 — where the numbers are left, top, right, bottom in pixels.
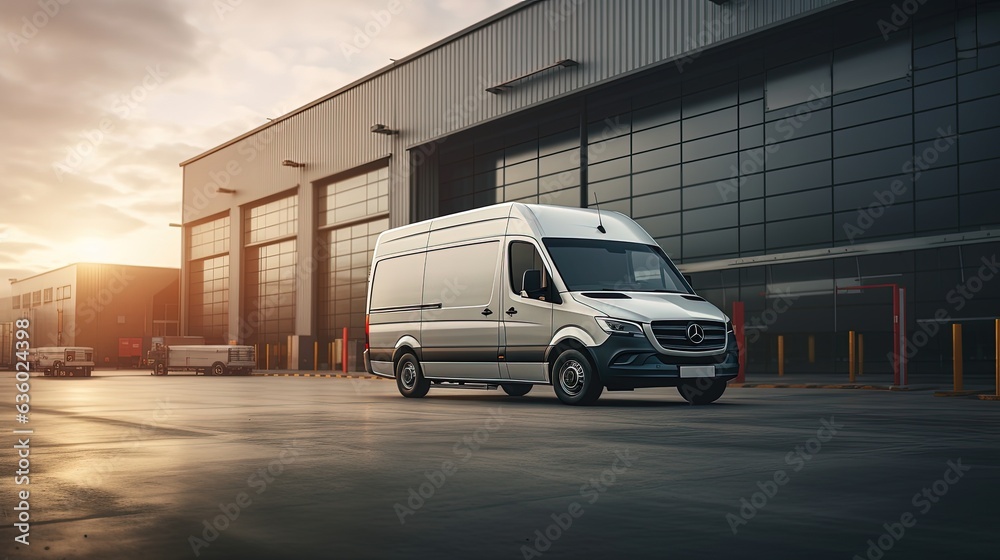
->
687, 323, 705, 344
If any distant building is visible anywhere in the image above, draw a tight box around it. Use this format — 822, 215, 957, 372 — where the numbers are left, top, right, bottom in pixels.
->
179, 0, 1000, 375
0, 296, 12, 368
8, 264, 179, 366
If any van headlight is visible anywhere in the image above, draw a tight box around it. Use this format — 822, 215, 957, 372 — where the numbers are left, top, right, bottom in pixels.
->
596, 317, 644, 336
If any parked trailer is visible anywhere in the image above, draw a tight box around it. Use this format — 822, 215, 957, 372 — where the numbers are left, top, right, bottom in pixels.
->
149, 345, 255, 376
118, 337, 144, 368
30, 347, 96, 377
151, 335, 205, 347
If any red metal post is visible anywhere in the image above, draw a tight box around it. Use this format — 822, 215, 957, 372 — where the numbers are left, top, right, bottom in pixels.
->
892, 285, 900, 386
899, 287, 907, 387
342, 326, 349, 373
732, 301, 746, 383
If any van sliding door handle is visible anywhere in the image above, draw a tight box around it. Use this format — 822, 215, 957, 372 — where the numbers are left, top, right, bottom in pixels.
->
506, 307, 517, 316
481, 308, 493, 316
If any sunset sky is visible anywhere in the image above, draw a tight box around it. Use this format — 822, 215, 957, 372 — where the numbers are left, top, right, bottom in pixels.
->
0, 0, 519, 296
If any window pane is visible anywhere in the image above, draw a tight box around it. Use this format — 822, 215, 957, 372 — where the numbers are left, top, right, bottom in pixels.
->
766, 55, 831, 111
834, 33, 911, 94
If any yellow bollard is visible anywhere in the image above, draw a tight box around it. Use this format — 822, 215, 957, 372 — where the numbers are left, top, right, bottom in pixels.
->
858, 333, 864, 376
314, 340, 319, 371
808, 335, 815, 364
849, 330, 856, 383
953, 324, 963, 392
777, 335, 785, 377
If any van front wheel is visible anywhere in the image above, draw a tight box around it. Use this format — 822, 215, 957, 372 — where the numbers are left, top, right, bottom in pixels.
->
552, 349, 603, 405
678, 379, 727, 404
396, 353, 430, 398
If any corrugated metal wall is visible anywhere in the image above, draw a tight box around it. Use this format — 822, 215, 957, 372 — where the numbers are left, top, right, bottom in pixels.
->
181, 0, 846, 225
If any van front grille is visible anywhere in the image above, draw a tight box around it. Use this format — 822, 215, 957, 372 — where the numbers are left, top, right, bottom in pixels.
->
650, 320, 726, 351
229, 347, 255, 362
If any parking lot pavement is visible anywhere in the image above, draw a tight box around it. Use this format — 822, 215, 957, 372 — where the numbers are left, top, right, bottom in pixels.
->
1, 369, 997, 560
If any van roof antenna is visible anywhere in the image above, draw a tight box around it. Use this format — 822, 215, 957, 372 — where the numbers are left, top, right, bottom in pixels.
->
593, 193, 607, 234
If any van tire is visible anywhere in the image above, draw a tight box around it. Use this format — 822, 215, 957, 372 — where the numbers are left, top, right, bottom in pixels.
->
677, 379, 727, 404
155, 362, 167, 376
396, 353, 430, 398
501, 384, 532, 397
552, 349, 603, 405
211, 362, 228, 376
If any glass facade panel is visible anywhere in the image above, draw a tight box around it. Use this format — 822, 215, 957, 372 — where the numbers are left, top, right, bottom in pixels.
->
189, 215, 230, 261
318, 168, 388, 227
188, 214, 230, 343
246, 194, 298, 245
833, 33, 911, 93
765, 55, 831, 111
244, 239, 296, 355
429, 0, 1000, 269
242, 193, 299, 365
188, 255, 229, 343
318, 217, 388, 348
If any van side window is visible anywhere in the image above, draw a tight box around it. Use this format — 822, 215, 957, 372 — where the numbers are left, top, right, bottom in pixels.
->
423, 241, 499, 308
509, 241, 549, 300
370, 252, 425, 310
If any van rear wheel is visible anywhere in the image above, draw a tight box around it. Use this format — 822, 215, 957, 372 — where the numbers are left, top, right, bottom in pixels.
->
211, 362, 227, 376
552, 349, 603, 405
501, 384, 532, 397
396, 353, 430, 398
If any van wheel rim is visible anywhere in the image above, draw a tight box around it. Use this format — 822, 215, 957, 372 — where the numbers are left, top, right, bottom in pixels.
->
559, 360, 585, 396
401, 362, 416, 389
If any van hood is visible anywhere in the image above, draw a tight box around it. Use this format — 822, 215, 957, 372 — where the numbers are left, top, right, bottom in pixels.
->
570, 292, 727, 323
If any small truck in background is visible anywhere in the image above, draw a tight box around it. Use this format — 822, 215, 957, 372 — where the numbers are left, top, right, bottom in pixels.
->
31, 347, 96, 377
148, 344, 256, 376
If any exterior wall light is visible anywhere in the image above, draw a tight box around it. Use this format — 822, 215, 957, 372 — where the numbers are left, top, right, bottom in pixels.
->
370, 124, 398, 135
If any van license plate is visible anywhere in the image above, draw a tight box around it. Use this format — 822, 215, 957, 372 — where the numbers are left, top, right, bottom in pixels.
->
679, 366, 715, 378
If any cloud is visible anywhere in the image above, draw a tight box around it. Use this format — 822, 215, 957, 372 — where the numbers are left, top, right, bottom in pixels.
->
0, 0, 521, 298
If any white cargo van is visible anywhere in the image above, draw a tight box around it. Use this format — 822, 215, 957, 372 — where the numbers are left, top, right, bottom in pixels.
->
364, 203, 738, 405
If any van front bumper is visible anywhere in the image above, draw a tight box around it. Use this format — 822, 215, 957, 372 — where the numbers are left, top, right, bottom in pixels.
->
588, 332, 739, 390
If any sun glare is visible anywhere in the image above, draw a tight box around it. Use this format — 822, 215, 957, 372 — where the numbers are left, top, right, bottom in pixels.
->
70, 237, 116, 263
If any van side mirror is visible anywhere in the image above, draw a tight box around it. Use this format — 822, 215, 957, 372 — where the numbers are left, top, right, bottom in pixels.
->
521, 269, 542, 298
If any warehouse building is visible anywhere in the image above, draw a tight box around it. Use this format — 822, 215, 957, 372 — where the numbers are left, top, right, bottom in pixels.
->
8, 264, 180, 367
179, 0, 1000, 376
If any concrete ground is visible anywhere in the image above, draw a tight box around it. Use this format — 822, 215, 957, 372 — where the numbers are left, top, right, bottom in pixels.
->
1, 369, 997, 560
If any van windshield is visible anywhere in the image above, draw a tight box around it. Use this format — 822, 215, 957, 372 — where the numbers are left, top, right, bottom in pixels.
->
543, 238, 692, 293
